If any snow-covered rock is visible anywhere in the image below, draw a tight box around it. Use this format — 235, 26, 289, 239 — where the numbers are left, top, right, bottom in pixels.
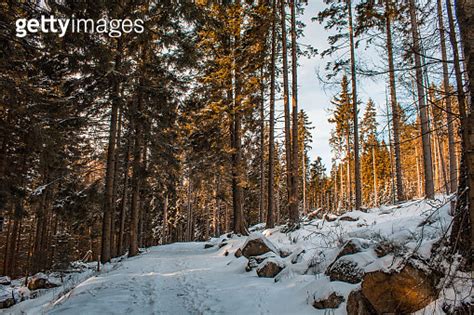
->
0, 288, 15, 309
240, 233, 278, 258
27, 273, 60, 290
0, 276, 11, 285
312, 292, 344, 310
361, 263, 438, 314
256, 257, 285, 278
346, 289, 377, 315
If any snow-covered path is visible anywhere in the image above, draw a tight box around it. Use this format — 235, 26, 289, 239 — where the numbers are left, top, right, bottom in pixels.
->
10, 242, 316, 315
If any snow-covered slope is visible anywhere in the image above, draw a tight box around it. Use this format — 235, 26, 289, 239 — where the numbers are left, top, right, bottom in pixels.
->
2, 197, 469, 314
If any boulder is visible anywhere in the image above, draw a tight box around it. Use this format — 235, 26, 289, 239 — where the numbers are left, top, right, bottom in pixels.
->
361, 264, 438, 314
0, 289, 14, 309
334, 239, 368, 261
313, 292, 344, 309
374, 241, 396, 258
240, 233, 278, 258
27, 273, 60, 291
324, 214, 338, 222
256, 258, 285, 278
326, 258, 364, 284
234, 248, 242, 258
204, 243, 214, 249
279, 248, 292, 258
0, 276, 11, 285
346, 290, 377, 315
245, 258, 259, 272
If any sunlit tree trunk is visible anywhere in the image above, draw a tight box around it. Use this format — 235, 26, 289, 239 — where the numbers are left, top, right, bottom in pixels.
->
437, 0, 457, 194
267, 0, 277, 229
385, 0, 404, 201
409, 0, 434, 199
347, 0, 362, 210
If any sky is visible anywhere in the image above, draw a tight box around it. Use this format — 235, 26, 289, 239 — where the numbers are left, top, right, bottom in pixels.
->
296, 1, 387, 172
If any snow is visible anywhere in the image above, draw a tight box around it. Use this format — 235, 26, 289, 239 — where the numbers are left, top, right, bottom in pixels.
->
2, 196, 469, 314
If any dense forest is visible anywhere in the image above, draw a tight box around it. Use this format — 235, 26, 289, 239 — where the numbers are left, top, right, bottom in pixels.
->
1, 0, 474, 313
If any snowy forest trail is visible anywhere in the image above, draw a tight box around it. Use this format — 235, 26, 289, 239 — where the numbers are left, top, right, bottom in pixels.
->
11, 242, 315, 315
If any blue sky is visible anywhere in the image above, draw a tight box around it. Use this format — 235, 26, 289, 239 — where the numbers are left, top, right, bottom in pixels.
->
296, 1, 387, 171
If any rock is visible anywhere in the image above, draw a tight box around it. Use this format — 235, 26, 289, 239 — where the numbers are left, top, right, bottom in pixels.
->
334, 239, 368, 261
313, 292, 344, 309
339, 215, 358, 222
204, 243, 214, 249
361, 264, 438, 314
279, 248, 292, 258
374, 240, 396, 258
0, 289, 14, 309
0, 276, 11, 285
224, 250, 229, 256
234, 248, 242, 258
256, 258, 285, 278
326, 258, 364, 284
27, 273, 60, 291
240, 233, 278, 258
218, 242, 228, 248
346, 290, 377, 315
324, 214, 338, 222
245, 257, 259, 272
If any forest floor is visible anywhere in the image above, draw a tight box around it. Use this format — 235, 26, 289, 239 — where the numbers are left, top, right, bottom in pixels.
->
2, 196, 471, 314
4, 242, 317, 315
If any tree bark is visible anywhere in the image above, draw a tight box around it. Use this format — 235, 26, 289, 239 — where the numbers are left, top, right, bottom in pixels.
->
129, 90, 144, 257
267, 0, 276, 229
409, 0, 435, 199
347, 0, 362, 210
280, 0, 292, 213
446, 0, 468, 119
289, 0, 299, 226
437, 0, 458, 194
385, 0, 404, 201
118, 137, 130, 256
101, 39, 122, 263
453, 0, 474, 272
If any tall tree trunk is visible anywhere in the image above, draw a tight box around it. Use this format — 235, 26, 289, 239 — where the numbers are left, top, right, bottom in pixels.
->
267, 0, 276, 229
280, 0, 292, 212
385, 0, 404, 201
453, 0, 474, 272
409, 0, 435, 199
129, 92, 144, 258
346, 133, 352, 208
437, 0, 458, 194
101, 39, 122, 263
302, 139, 306, 214
372, 145, 378, 207
446, 0, 468, 119
118, 137, 130, 255
231, 0, 245, 235
289, 0, 299, 226
347, 0, 362, 210
259, 67, 265, 224
111, 106, 122, 257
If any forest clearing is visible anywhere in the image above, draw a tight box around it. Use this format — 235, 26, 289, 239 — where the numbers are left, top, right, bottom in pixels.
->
1, 0, 474, 314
